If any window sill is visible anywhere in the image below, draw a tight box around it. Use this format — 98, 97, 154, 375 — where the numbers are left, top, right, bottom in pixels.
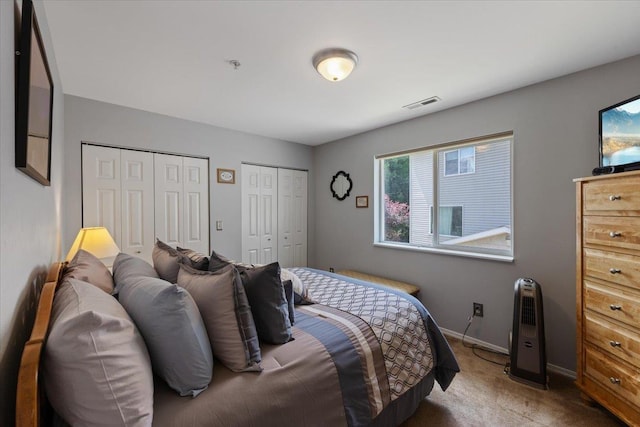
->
373, 242, 514, 263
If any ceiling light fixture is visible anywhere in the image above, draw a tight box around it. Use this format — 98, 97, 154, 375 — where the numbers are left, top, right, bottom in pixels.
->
312, 48, 358, 82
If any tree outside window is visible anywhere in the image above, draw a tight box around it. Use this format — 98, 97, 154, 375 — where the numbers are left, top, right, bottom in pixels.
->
383, 156, 410, 242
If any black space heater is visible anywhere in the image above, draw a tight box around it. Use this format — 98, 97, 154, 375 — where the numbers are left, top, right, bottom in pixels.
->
508, 278, 548, 389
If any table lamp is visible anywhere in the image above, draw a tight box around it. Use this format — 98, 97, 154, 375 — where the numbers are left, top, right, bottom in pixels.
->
66, 227, 120, 268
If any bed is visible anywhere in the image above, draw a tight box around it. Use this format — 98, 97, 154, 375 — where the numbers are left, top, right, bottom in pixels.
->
16, 250, 459, 427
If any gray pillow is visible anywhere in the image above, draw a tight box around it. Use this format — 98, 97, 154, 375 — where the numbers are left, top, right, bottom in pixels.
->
153, 239, 186, 283
283, 279, 295, 325
118, 275, 213, 397
112, 252, 159, 294
43, 278, 153, 426
207, 249, 254, 272
207, 249, 232, 272
177, 263, 262, 372
239, 262, 293, 344
63, 249, 114, 294
177, 246, 209, 270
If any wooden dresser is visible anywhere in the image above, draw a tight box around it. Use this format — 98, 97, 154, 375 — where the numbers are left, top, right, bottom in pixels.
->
575, 170, 640, 426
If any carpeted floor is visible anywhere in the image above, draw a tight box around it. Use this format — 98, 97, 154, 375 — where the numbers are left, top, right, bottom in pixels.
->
402, 336, 625, 426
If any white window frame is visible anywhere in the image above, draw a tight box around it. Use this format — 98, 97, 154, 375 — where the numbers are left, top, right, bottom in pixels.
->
373, 132, 514, 262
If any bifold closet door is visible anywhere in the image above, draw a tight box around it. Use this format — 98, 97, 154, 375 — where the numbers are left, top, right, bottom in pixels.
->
84, 145, 209, 263
278, 169, 308, 268
82, 145, 154, 261
82, 145, 122, 245
182, 157, 209, 254
241, 164, 278, 265
292, 170, 308, 267
154, 153, 209, 254
120, 150, 154, 261
154, 154, 184, 249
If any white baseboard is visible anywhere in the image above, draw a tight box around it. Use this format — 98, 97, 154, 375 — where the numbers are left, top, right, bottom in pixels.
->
440, 327, 576, 379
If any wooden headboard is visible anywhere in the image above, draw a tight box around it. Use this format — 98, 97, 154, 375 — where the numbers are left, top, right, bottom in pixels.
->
16, 262, 64, 427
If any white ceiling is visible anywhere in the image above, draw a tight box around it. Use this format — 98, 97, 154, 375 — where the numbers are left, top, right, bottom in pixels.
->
42, 1, 640, 146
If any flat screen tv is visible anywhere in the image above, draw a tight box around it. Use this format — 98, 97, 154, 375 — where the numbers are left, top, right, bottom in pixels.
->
599, 94, 640, 170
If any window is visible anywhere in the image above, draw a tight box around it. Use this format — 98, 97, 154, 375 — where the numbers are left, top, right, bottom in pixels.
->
430, 206, 463, 236
376, 133, 513, 260
444, 147, 475, 176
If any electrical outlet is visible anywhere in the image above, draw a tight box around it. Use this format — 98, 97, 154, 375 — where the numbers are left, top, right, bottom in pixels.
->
473, 302, 484, 317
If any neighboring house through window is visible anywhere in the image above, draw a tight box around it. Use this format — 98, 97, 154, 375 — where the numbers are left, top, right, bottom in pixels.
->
430, 206, 463, 237
375, 132, 513, 260
444, 146, 475, 176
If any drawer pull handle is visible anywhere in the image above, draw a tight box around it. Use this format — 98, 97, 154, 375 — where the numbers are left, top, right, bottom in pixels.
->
609, 231, 622, 238
609, 195, 621, 201
609, 268, 621, 274
609, 377, 621, 385
136, 250, 141, 254
610, 304, 622, 311
609, 341, 622, 347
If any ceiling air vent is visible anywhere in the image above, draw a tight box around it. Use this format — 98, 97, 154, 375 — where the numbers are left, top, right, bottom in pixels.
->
402, 96, 441, 110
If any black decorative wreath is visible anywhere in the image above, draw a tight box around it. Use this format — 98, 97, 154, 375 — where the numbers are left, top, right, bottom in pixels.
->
330, 171, 353, 201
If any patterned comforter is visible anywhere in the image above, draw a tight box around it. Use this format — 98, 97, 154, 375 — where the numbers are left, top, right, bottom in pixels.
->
291, 268, 459, 421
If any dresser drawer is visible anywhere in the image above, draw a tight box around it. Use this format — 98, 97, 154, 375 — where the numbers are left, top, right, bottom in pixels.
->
583, 177, 640, 214
583, 216, 640, 252
585, 345, 640, 408
585, 312, 640, 369
584, 281, 640, 327
584, 248, 640, 290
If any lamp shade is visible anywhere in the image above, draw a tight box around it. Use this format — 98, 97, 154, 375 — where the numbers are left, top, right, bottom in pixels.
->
66, 227, 120, 266
313, 48, 358, 82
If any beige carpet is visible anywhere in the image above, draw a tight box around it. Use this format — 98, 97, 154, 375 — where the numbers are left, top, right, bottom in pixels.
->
402, 337, 625, 426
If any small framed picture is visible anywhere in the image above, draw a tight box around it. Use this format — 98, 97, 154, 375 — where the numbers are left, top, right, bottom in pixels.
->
217, 168, 235, 184
356, 195, 369, 208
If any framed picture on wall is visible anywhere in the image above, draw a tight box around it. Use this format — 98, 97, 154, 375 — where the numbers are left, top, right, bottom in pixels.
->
15, 0, 54, 186
356, 195, 369, 208
217, 168, 236, 184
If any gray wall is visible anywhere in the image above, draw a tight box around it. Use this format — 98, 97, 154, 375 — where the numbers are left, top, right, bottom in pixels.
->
62, 95, 315, 264
313, 54, 640, 371
0, 1, 65, 424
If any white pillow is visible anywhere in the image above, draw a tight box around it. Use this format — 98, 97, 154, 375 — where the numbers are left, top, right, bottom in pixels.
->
281, 268, 309, 302
43, 278, 154, 426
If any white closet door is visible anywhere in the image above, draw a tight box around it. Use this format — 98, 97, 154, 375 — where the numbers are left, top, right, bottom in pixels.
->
183, 157, 209, 254
242, 164, 261, 264
82, 145, 122, 246
259, 166, 278, 264
154, 153, 184, 248
292, 170, 308, 267
120, 150, 154, 262
242, 164, 278, 264
277, 168, 294, 268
